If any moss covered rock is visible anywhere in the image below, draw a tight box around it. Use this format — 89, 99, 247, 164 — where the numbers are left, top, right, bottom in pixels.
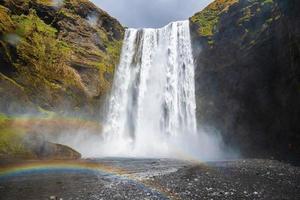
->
190, 0, 238, 37
0, 0, 124, 117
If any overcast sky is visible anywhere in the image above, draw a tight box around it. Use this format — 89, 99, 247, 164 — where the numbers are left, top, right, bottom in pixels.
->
91, 0, 213, 28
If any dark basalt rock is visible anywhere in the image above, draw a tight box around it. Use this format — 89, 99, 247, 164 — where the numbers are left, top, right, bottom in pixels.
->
190, 0, 300, 161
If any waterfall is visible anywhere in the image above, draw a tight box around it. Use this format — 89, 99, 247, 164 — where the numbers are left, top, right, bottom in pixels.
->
100, 20, 198, 157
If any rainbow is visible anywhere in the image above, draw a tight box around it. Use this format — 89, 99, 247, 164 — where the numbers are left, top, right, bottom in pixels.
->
0, 160, 172, 199
0, 160, 125, 179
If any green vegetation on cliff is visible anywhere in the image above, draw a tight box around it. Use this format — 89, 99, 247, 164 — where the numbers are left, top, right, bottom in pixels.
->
190, 0, 278, 48
190, 0, 238, 36
0, 0, 124, 159
0, 113, 9, 122
0, 128, 30, 158
0, 5, 14, 33
13, 10, 84, 90
0, 0, 124, 117
0, 113, 31, 158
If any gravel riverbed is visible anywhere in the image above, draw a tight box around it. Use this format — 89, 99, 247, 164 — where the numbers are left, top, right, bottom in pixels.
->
0, 159, 299, 200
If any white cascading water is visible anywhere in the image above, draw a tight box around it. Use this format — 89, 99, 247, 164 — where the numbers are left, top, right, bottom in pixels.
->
100, 20, 199, 157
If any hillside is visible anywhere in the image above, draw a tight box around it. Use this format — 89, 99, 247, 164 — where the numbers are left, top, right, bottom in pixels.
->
0, 0, 124, 159
190, 0, 300, 160
0, 0, 124, 118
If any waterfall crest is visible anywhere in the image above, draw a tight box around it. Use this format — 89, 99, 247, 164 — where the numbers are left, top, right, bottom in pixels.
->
101, 21, 198, 157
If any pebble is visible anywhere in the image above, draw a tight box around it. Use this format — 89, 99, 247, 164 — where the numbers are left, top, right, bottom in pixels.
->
2, 159, 299, 200
211, 192, 219, 196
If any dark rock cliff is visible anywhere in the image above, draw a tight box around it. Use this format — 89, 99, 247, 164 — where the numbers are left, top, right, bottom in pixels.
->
0, 0, 124, 117
190, 0, 300, 161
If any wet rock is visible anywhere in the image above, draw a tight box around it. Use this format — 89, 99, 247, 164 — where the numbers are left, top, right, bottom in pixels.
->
190, 0, 300, 161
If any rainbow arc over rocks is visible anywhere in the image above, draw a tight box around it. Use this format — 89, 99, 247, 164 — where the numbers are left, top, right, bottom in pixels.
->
0, 161, 123, 178
0, 160, 173, 199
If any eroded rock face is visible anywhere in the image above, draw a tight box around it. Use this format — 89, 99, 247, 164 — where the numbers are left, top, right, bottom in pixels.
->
0, 0, 124, 117
190, 0, 300, 160
0, 73, 37, 114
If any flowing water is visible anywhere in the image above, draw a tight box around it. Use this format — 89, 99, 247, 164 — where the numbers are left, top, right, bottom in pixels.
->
100, 20, 198, 157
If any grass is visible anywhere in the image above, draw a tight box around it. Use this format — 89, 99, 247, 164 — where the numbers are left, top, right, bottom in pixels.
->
0, 113, 9, 124
0, 127, 29, 156
12, 10, 85, 91
36, 0, 56, 6
0, 0, 124, 116
239, 7, 252, 23
0, 113, 32, 157
190, 0, 238, 36
0, 5, 15, 33
13, 10, 57, 37
95, 28, 123, 92
262, 0, 274, 5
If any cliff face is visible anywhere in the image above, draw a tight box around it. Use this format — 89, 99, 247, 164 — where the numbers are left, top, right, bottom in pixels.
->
0, 0, 124, 117
190, 0, 300, 160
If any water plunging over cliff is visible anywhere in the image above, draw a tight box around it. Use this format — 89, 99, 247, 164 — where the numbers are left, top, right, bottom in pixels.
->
101, 21, 198, 157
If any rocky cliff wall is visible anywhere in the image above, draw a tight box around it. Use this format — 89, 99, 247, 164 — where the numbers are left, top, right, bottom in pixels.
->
190, 0, 300, 160
0, 0, 124, 118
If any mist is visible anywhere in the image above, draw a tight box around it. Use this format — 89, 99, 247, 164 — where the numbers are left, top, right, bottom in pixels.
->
16, 106, 235, 161
46, 20, 238, 161
3, 100, 237, 161
92, 0, 213, 28
47, 125, 237, 161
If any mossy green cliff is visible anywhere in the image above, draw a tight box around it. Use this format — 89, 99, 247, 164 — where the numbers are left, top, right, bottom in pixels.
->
190, 0, 238, 37
0, 0, 124, 117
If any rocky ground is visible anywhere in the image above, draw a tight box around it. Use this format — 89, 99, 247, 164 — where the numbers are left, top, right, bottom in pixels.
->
0, 159, 299, 200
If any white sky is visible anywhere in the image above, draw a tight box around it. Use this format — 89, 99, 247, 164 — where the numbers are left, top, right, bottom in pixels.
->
91, 0, 213, 28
